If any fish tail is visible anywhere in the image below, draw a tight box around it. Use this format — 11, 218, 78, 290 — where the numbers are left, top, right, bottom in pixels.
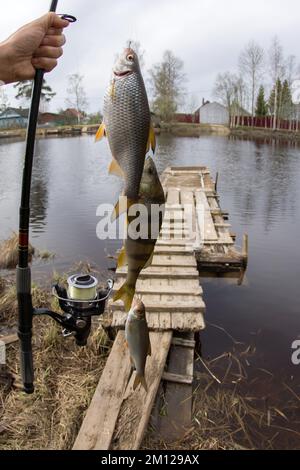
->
113, 281, 135, 312
133, 373, 147, 392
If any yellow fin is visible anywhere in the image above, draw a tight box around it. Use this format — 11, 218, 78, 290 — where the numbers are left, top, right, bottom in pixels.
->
108, 158, 123, 177
117, 246, 127, 268
133, 373, 147, 392
113, 282, 135, 312
95, 122, 106, 142
143, 251, 154, 269
111, 197, 135, 222
147, 124, 156, 154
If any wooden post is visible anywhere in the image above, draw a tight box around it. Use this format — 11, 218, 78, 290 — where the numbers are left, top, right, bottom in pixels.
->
242, 233, 249, 268
215, 172, 219, 193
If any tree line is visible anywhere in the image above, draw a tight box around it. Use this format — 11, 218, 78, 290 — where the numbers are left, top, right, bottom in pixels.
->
0, 74, 98, 125
214, 37, 299, 129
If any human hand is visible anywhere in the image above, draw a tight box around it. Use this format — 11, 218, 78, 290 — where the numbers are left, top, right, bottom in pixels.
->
0, 12, 69, 84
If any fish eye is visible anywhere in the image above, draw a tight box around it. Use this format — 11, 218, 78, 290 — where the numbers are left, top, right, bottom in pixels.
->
127, 54, 134, 61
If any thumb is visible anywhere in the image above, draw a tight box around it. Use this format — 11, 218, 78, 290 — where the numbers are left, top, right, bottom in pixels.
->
41, 12, 70, 31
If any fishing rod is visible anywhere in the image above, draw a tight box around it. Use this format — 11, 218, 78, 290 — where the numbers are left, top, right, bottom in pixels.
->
17, 0, 113, 394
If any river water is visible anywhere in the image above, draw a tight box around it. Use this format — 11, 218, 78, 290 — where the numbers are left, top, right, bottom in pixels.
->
0, 133, 299, 386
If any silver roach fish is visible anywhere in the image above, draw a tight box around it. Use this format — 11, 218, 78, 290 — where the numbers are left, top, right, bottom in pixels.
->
125, 298, 151, 391
113, 157, 165, 312
95, 47, 156, 218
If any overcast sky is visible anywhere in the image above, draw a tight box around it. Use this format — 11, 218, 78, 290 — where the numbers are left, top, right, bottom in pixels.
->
1, 0, 299, 113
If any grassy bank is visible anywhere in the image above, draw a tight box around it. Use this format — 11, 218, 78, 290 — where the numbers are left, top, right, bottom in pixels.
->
2, 122, 300, 143
230, 126, 300, 142
0, 275, 111, 450
160, 122, 230, 137
0, 123, 230, 140
0, 124, 99, 140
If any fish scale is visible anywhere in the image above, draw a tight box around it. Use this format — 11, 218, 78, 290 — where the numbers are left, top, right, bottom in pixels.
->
103, 72, 150, 200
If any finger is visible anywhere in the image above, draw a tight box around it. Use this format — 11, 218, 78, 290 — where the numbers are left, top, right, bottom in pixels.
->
41, 34, 66, 48
33, 46, 63, 59
32, 57, 58, 72
45, 28, 63, 36
43, 12, 69, 30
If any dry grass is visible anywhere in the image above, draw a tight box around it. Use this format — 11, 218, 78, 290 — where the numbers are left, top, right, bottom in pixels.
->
0, 278, 111, 450
143, 349, 300, 451
0, 233, 34, 270
37, 250, 55, 261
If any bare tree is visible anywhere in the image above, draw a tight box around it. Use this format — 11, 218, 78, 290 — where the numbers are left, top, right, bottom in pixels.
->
286, 55, 297, 87
66, 74, 88, 123
149, 50, 185, 122
239, 40, 264, 118
233, 76, 248, 126
214, 73, 248, 127
213, 72, 237, 125
269, 37, 285, 130
184, 93, 198, 115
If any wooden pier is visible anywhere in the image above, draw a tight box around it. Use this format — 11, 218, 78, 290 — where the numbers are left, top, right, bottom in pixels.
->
73, 166, 246, 450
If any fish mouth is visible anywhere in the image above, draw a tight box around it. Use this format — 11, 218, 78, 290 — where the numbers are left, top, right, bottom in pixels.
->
113, 70, 133, 78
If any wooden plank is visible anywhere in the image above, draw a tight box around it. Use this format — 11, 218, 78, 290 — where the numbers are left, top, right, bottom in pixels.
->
112, 283, 203, 297
162, 222, 191, 229
203, 241, 234, 246
73, 331, 131, 450
156, 238, 195, 246
160, 229, 191, 237
172, 337, 196, 348
167, 189, 180, 205
154, 245, 194, 255
116, 265, 197, 276
168, 166, 208, 172
195, 190, 218, 241
165, 204, 184, 210
214, 223, 231, 228
159, 312, 172, 330
110, 296, 205, 313
151, 255, 197, 268
113, 276, 202, 292
115, 270, 199, 280
0, 333, 18, 345
111, 332, 173, 450
155, 333, 195, 442
110, 311, 205, 332
162, 372, 193, 385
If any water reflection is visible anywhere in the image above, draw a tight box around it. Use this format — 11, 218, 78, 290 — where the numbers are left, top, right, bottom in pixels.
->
30, 140, 49, 234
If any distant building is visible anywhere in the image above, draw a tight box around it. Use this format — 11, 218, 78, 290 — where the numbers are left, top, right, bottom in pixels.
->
38, 112, 64, 126
173, 113, 200, 124
0, 107, 29, 128
196, 101, 229, 125
62, 108, 84, 123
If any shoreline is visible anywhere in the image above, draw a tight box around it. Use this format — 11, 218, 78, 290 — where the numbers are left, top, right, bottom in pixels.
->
1, 122, 300, 143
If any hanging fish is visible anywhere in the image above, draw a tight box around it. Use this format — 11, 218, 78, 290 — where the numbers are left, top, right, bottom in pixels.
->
125, 298, 151, 391
95, 47, 156, 219
113, 157, 165, 312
